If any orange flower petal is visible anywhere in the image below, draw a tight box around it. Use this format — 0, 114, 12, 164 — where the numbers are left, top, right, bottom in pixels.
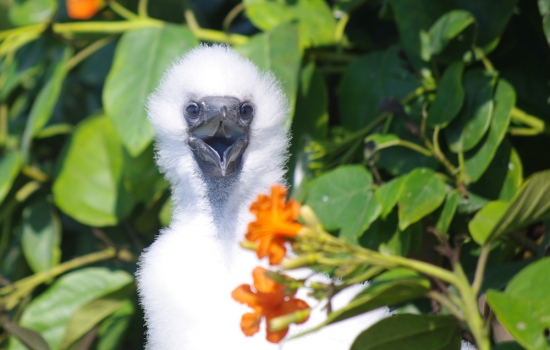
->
66, 0, 104, 19
231, 284, 259, 309
266, 326, 289, 343
241, 312, 261, 336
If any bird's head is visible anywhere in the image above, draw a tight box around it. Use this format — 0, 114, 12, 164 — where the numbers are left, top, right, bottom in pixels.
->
148, 45, 289, 210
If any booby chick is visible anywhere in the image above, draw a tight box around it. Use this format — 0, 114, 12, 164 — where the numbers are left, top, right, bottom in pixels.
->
136, 45, 444, 349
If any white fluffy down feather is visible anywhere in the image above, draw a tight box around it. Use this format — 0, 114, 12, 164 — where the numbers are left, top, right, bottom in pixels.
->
137, 45, 474, 350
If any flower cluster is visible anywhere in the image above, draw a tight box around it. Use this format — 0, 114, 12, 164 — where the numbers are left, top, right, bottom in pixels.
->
233, 185, 310, 343
245, 185, 303, 265
232, 267, 309, 343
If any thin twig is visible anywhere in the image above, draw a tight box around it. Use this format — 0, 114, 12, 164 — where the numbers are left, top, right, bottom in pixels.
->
471, 244, 490, 295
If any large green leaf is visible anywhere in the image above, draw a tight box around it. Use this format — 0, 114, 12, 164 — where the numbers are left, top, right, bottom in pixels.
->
53, 115, 131, 227
427, 62, 465, 127
397, 168, 446, 230
244, 0, 336, 49
21, 200, 61, 273
21, 47, 71, 162
456, 0, 518, 46
488, 170, 550, 242
375, 176, 404, 219
96, 299, 135, 350
468, 200, 508, 245
435, 190, 460, 235
104, 25, 197, 156
330, 269, 430, 324
8, 268, 133, 350
289, 62, 329, 199
59, 284, 134, 350
339, 46, 419, 131
3, 321, 50, 350
464, 80, 515, 183
445, 69, 497, 152
350, 314, 461, 350
8, 0, 57, 26
388, 0, 454, 55
0, 150, 21, 205
421, 10, 475, 61
306, 165, 380, 242
236, 22, 300, 126
488, 259, 550, 350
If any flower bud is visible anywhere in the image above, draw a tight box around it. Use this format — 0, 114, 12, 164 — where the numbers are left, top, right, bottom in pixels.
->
269, 309, 310, 332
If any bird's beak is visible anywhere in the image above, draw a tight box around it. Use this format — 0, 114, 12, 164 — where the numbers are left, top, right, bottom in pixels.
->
187, 97, 251, 177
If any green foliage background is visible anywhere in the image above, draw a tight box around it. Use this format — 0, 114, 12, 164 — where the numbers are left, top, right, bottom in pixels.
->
0, 0, 550, 349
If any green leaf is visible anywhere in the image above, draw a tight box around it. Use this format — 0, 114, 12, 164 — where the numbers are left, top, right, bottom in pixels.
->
421, 10, 475, 61
21, 200, 61, 273
306, 165, 380, 242
435, 190, 460, 235
289, 62, 329, 198
104, 25, 197, 156
0, 150, 21, 205
53, 115, 131, 227
21, 47, 71, 162
388, 0, 454, 55
96, 299, 135, 350
487, 291, 550, 350
350, 314, 461, 350
539, 0, 550, 47
293, 269, 430, 339
159, 198, 172, 227
498, 148, 523, 202
339, 46, 419, 131
8, 268, 133, 350
397, 168, 446, 230
3, 321, 50, 350
468, 200, 509, 245
488, 170, 550, 243
123, 144, 167, 206
464, 79, 515, 183
375, 176, 404, 219
329, 269, 430, 324
236, 22, 300, 125
8, 0, 57, 26
60, 299, 123, 350
479, 259, 533, 295
427, 62, 465, 127
458, 0, 518, 46
244, 0, 336, 49
492, 342, 525, 350
445, 69, 497, 152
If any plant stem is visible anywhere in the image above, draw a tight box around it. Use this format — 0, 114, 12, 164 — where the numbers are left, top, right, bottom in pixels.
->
427, 291, 465, 321
374, 139, 433, 157
66, 37, 114, 70
185, 10, 248, 45
510, 107, 548, 134
138, 0, 149, 18
21, 166, 49, 182
53, 19, 163, 35
222, 3, 244, 33
109, 1, 139, 20
471, 244, 490, 295
0, 248, 133, 310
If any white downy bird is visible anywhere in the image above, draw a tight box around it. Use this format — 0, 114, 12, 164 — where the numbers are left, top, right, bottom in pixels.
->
136, 45, 475, 350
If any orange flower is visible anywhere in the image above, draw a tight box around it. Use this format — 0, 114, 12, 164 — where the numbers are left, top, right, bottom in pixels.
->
66, 0, 104, 19
232, 267, 309, 343
245, 185, 302, 264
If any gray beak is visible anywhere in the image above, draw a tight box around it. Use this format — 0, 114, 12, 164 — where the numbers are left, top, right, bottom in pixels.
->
186, 96, 253, 177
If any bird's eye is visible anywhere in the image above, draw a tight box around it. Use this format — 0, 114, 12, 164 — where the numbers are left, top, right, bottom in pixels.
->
239, 103, 253, 120
186, 103, 200, 118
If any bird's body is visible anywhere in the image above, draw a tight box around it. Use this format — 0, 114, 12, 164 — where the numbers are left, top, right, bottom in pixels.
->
137, 45, 473, 350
